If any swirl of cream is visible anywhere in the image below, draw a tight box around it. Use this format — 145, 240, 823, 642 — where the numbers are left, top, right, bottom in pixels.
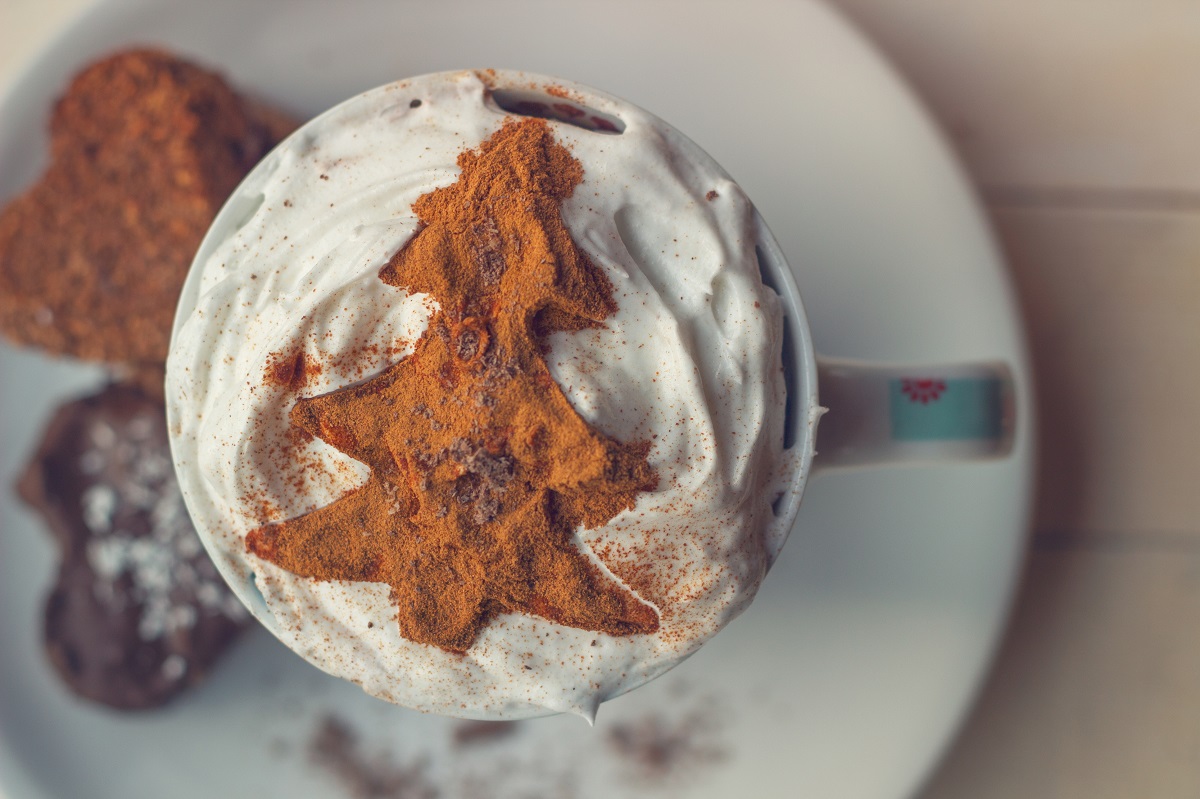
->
167, 70, 802, 720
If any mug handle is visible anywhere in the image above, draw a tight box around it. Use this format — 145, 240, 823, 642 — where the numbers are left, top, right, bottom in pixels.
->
813, 358, 1016, 471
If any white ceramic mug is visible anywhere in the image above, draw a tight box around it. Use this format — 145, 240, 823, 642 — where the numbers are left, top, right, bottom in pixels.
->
169, 69, 1016, 715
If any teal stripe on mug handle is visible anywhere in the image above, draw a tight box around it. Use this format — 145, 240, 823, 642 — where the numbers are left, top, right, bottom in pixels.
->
888, 378, 1004, 441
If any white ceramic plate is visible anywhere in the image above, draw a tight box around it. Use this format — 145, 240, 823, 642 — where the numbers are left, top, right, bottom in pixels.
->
0, 1, 1033, 797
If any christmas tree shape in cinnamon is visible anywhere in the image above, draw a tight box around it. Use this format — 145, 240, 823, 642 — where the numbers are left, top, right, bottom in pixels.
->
247, 119, 660, 652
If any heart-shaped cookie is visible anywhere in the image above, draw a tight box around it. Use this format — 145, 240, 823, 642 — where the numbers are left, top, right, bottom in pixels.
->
17, 382, 250, 710
0, 49, 296, 364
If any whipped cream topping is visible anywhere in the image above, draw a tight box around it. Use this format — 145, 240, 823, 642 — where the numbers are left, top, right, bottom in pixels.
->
167, 70, 802, 720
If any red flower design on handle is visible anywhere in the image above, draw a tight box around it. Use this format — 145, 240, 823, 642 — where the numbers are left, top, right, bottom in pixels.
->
901, 378, 947, 404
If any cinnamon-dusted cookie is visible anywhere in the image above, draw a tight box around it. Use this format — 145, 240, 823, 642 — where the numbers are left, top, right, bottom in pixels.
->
17, 382, 249, 710
0, 48, 298, 364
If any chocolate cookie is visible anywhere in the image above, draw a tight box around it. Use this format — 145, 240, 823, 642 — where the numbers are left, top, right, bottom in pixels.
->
17, 382, 249, 710
0, 48, 298, 364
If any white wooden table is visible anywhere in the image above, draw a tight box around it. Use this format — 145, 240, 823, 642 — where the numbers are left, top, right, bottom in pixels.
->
2, 1, 1197, 797
824, 3, 1200, 797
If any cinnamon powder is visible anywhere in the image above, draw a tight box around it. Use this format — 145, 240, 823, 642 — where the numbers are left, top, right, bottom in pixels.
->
247, 118, 659, 652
